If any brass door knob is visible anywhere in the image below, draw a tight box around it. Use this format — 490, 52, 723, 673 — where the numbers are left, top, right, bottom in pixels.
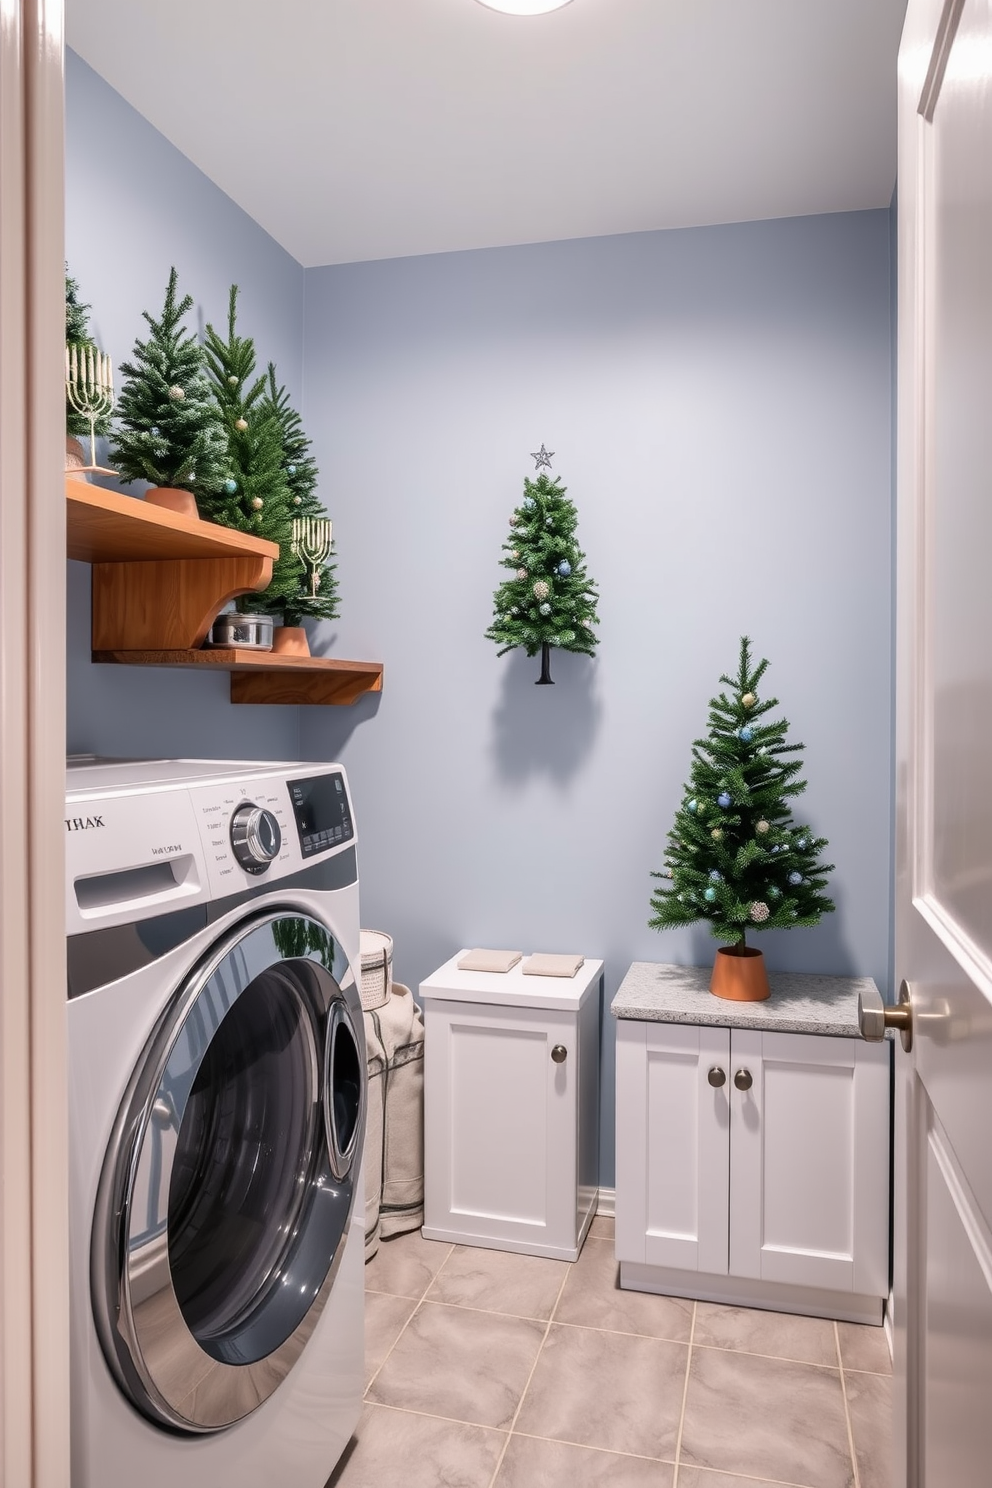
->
551, 1044, 567, 1064
734, 1069, 753, 1092
858, 979, 914, 1052
707, 1067, 727, 1088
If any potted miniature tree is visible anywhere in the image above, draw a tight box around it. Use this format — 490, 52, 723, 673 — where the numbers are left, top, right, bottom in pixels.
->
110, 267, 228, 517
649, 637, 835, 1001
486, 449, 599, 684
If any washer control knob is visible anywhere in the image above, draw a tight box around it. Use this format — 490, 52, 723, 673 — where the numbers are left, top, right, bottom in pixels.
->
230, 802, 281, 874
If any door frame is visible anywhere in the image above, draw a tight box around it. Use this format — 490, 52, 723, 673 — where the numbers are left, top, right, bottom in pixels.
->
0, 1, 69, 1482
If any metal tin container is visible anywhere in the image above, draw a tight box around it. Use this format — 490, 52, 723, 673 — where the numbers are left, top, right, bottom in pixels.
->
208, 612, 274, 650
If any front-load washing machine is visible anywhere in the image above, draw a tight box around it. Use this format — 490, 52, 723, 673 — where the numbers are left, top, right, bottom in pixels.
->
66, 758, 366, 1488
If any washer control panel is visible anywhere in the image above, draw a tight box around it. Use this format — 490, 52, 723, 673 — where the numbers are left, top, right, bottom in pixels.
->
288, 771, 354, 857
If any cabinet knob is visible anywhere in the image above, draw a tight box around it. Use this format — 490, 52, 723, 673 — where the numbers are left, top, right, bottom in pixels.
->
734, 1068, 753, 1092
707, 1066, 726, 1088
551, 1044, 568, 1064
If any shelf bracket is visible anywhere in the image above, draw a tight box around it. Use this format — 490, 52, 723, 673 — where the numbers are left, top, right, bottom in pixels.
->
91, 554, 274, 651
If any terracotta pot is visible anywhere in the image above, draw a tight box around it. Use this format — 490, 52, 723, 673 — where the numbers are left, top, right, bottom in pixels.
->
65, 435, 87, 474
710, 945, 770, 1002
271, 625, 310, 657
145, 486, 199, 519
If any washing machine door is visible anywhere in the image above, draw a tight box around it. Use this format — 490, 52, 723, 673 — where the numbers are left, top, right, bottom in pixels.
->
92, 908, 365, 1433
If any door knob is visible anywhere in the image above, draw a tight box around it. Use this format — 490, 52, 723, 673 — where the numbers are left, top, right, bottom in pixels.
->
707, 1067, 726, 1088
858, 979, 913, 1053
734, 1068, 753, 1091
551, 1044, 567, 1064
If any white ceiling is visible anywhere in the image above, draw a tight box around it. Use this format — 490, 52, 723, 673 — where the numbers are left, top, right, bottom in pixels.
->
67, 0, 907, 268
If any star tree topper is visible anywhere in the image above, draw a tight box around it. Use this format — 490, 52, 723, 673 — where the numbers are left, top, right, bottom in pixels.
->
530, 443, 554, 471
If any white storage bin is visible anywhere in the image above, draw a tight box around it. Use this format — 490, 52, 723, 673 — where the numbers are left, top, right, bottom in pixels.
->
420, 951, 603, 1261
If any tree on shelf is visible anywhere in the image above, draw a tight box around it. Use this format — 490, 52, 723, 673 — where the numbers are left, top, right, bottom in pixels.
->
110, 267, 228, 503
201, 286, 302, 615
261, 363, 340, 627
486, 456, 599, 684
648, 637, 834, 996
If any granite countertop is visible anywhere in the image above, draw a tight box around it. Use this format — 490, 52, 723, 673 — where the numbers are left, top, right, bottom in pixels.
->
611, 961, 881, 1038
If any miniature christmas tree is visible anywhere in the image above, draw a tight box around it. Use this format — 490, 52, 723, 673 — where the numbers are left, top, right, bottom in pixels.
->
649, 637, 835, 950
260, 363, 340, 626
110, 267, 228, 500
65, 267, 110, 441
201, 287, 300, 615
486, 450, 600, 684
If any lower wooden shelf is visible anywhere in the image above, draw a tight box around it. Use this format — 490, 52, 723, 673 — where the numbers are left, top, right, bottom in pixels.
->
92, 648, 384, 707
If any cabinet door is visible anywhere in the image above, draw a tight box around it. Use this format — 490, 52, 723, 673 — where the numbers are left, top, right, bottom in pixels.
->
616, 1021, 730, 1273
729, 1030, 890, 1294
423, 999, 576, 1251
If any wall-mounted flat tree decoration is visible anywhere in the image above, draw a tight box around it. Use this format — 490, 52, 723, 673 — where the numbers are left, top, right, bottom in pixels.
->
486, 452, 600, 684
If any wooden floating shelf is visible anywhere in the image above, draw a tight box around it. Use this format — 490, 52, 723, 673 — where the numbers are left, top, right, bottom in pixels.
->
66, 476, 279, 565
69, 478, 383, 706
92, 650, 384, 708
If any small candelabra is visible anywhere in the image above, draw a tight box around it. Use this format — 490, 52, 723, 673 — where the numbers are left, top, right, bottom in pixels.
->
291, 516, 333, 597
65, 343, 115, 473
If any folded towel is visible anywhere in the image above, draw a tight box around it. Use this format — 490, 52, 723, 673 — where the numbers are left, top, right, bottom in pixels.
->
522, 953, 585, 978
456, 948, 523, 973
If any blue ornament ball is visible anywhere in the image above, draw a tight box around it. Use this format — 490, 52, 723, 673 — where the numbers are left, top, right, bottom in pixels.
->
788, 871, 803, 885
287, 464, 297, 476
709, 870, 722, 881
150, 427, 160, 437
687, 799, 698, 813
704, 887, 717, 902
557, 560, 572, 576
539, 602, 551, 615
717, 792, 732, 809
797, 837, 807, 849
223, 479, 238, 494
738, 727, 753, 742
523, 496, 536, 510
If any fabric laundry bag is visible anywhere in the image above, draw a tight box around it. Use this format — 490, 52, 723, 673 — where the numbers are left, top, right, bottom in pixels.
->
361, 932, 425, 1260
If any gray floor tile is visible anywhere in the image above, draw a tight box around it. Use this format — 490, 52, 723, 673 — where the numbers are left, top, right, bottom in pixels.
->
837, 1320, 892, 1375
694, 1302, 838, 1367
363, 1229, 452, 1299
677, 1472, 789, 1488
845, 1368, 894, 1488
327, 1404, 505, 1488
514, 1321, 686, 1460
554, 1237, 693, 1341
495, 1433, 674, 1486
680, 1347, 854, 1488
427, 1243, 568, 1320
363, 1291, 416, 1388
367, 1301, 545, 1429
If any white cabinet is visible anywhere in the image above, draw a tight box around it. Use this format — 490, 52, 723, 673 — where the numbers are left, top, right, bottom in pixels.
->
613, 964, 891, 1325
420, 953, 602, 1261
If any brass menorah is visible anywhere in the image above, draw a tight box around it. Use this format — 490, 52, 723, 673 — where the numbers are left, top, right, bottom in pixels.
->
66, 343, 115, 473
291, 516, 333, 598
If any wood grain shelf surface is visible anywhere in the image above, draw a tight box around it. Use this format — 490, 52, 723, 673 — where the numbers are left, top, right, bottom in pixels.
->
66, 477, 279, 564
92, 648, 384, 707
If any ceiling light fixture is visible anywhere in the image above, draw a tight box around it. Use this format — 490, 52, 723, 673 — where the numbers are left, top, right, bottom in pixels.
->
476, 1, 574, 14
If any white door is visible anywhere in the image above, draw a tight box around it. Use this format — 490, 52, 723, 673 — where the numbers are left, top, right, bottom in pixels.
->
895, 2, 992, 1484
614, 1021, 730, 1274
728, 1031, 889, 1297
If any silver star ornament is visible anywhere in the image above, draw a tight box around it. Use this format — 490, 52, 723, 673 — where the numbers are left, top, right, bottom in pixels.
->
530, 443, 554, 471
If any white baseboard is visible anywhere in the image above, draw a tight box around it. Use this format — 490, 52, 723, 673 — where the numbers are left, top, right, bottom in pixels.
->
596, 1187, 615, 1218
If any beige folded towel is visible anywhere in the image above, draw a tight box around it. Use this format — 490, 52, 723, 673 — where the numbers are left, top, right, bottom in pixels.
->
456, 948, 523, 973
522, 953, 585, 978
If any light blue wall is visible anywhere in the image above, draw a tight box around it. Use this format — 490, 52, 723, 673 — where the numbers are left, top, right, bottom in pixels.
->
65, 51, 304, 761
300, 213, 894, 1183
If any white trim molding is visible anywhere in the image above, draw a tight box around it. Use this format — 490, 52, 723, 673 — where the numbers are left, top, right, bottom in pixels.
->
0, 1, 69, 1482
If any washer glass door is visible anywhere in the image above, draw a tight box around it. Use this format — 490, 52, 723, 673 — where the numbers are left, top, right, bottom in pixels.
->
93, 910, 365, 1433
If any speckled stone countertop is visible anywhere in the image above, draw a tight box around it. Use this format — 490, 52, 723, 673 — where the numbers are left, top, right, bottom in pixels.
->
611, 961, 881, 1038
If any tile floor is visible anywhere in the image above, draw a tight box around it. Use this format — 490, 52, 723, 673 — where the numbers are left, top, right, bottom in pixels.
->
328, 1220, 893, 1488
